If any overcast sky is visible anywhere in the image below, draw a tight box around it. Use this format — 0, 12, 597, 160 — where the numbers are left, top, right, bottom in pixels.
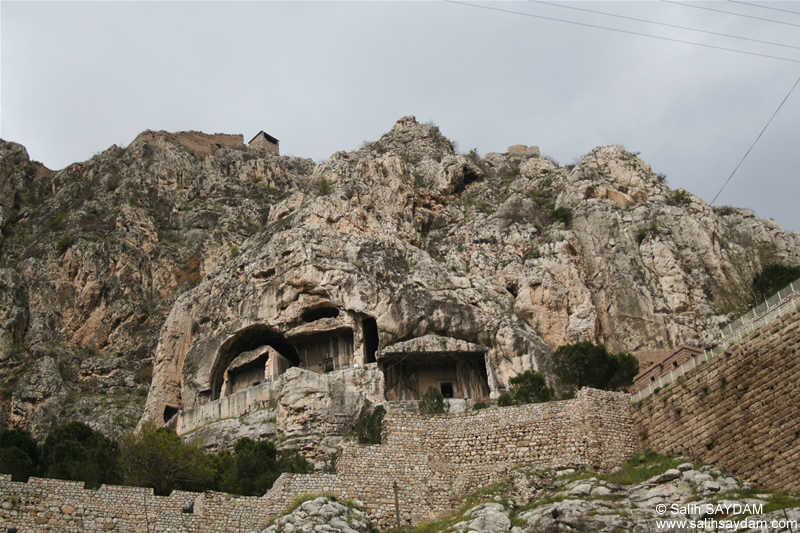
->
2, 1, 799, 231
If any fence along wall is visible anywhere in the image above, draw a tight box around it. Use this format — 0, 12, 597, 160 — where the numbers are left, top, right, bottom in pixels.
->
633, 305, 800, 492
264, 388, 637, 529
632, 277, 799, 402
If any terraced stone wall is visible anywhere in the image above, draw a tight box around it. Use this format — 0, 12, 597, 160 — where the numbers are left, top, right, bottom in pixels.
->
265, 388, 637, 528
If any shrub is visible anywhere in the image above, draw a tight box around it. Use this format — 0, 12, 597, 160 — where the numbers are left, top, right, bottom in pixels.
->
472, 401, 490, 411
468, 148, 480, 158
752, 263, 800, 302
670, 189, 691, 206
418, 386, 449, 415
120, 422, 213, 495
552, 341, 638, 391
548, 207, 573, 226
313, 177, 333, 195
0, 428, 40, 481
49, 211, 66, 229
509, 370, 554, 404
229, 246, 240, 260
497, 393, 515, 407
41, 421, 121, 489
352, 405, 386, 444
56, 235, 76, 254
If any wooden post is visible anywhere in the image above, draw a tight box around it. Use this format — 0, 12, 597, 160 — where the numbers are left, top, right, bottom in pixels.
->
393, 481, 401, 532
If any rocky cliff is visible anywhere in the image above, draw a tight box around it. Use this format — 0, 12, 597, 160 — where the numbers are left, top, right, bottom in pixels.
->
1, 117, 799, 439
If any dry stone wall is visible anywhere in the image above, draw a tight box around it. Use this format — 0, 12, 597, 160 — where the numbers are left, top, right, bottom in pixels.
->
0, 389, 636, 532
0, 476, 273, 532
265, 388, 637, 528
633, 306, 800, 492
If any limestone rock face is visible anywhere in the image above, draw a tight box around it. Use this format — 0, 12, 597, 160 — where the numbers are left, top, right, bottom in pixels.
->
263, 496, 372, 533
2, 117, 800, 438
277, 368, 366, 438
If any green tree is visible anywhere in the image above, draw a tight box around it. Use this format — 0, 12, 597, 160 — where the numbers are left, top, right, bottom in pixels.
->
752, 264, 800, 302
607, 351, 640, 391
213, 438, 309, 496
120, 423, 214, 495
418, 385, 449, 415
40, 421, 121, 488
509, 370, 554, 404
0, 428, 40, 481
552, 342, 638, 391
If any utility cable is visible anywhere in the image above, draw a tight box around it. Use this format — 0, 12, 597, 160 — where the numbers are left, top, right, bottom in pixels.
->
443, 1, 800, 63
661, 0, 800, 28
710, 72, 800, 205
530, 0, 800, 51
727, 0, 800, 17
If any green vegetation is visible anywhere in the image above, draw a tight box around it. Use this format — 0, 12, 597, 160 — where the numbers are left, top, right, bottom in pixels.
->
313, 177, 334, 195
229, 245, 240, 260
0, 428, 40, 482
212, 437, 309, 496
41, 421, 122, 489
351, 405, 386, 445
0, 421, 309, 496
471, 401, 490, 411
497, 393, 515, 407
120, 422, 213, 495
418, 386, 449, 415
498, 370, 554, 407
56, 235, 76, 254
552, 341, 638, 391
597, 448, 683, 485
548, 206, 573, 226
751, 263, 800, 302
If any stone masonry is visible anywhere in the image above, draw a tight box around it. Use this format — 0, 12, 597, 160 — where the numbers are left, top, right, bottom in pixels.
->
0, 389, 636, 532
265, 388, 637, 529
0, 476, 274, 533
633, 306, 800, 492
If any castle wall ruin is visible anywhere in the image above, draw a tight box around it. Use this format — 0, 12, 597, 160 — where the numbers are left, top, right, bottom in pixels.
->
633, 306, 800, 492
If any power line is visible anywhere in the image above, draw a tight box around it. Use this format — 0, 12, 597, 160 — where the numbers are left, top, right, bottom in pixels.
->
710, 72, 800, 206
529, 0, 800, 51
727, 0, 800, 17
661, 0, 800, 28
443, 1, 800, 63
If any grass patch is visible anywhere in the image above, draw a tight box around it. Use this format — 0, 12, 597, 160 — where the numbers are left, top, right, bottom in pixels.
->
597, 449, 685, 485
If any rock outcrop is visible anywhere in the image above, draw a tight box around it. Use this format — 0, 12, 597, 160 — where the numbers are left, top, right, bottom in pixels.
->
1, 116, 799, 438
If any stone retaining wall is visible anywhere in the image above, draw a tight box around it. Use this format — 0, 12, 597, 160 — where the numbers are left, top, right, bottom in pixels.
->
0, 476, 272, 533
170, 381, 278, 435
0, 389, 637, 531
265, 388, 637, 528
633, 306, 800, 492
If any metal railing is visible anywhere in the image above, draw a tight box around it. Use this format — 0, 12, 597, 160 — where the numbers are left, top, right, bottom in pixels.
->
631, 277, 799, 403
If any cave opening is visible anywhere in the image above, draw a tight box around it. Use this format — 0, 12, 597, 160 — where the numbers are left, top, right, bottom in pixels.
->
302, 307, 340, 322
362, 317, 379, 364
163, 405, 179, 424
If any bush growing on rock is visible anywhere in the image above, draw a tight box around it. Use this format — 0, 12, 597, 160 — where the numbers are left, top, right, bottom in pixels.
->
419, 386, 449, 415
752, 263, 800, 303
509, 370, 554, 404
352, 405, 386, 444
552, 341, 638, 392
